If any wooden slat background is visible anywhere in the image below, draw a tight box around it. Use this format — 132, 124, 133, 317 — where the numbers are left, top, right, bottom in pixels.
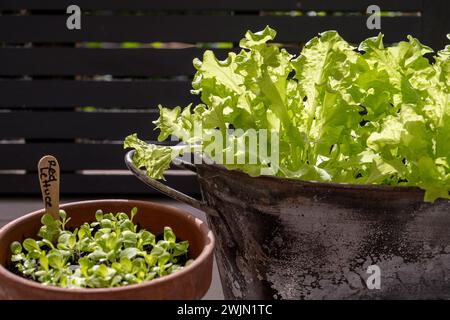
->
0, 174, 197, 195
0, 80, 193, 107
0, 112, 159, 139
0, 0, 448, 196
0, 144, 131, 170
0, 16, 421, 43
0, 48, 231, 76
0, 0, 423, 11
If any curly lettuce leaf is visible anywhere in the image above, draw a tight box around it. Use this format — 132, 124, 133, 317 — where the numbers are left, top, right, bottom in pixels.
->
125, 27, 450, 202
124, 134, 186, 180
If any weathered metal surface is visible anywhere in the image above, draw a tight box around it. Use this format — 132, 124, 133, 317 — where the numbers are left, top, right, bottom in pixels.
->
195, 164, 450, 299
126, 151, 450, 299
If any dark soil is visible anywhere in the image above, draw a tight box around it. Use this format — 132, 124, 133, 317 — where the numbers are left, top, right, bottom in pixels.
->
92, 224, 100, 234
7, 263, 35, 282
143, 244, 152, 253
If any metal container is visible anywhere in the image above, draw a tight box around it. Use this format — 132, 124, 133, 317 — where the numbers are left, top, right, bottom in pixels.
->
126, 151, 450, 299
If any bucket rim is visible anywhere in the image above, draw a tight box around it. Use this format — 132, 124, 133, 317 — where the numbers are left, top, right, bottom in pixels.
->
194, 161, 429, 196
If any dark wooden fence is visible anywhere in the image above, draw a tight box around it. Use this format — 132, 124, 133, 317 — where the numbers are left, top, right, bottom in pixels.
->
0, 0, 448, 195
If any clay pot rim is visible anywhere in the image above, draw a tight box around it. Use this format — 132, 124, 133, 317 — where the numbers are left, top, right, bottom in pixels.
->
0, 199, 215, 294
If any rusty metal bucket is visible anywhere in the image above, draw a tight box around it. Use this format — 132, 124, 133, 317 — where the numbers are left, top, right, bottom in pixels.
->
125, 151, 450, 299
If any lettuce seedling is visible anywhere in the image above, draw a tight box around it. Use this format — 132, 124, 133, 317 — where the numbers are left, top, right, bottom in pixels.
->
9, 208, 191, 288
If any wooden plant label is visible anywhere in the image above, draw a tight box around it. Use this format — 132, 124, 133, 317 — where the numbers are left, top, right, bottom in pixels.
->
37, 155, 60, 219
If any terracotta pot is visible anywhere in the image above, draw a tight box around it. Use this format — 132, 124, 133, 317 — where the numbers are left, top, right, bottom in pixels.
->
0, 199, 215, 300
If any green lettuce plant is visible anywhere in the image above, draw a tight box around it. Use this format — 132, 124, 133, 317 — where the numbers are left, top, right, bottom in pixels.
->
9, 208, 192, 288
125, 27, 450, 202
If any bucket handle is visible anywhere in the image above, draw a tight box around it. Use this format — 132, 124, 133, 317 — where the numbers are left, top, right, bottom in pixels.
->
125, 150, 218, 217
